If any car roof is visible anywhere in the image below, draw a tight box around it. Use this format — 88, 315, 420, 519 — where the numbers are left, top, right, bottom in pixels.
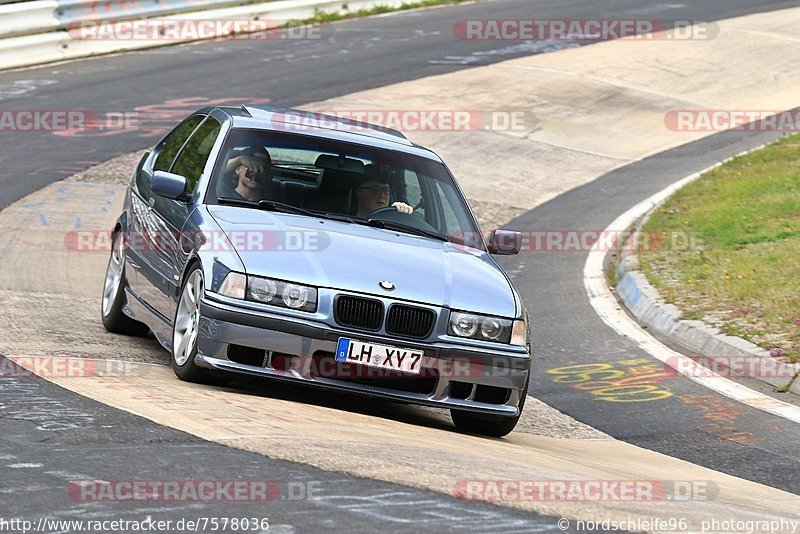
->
211, 105, 444, 162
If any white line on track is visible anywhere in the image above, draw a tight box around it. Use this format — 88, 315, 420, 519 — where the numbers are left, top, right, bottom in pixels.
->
523, 137, 637, 160
725, 28, 800, 42
505, 64, 718, 109
583, 144, 800, 425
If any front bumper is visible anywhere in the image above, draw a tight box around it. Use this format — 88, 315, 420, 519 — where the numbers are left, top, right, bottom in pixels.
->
196, 296, 531, 417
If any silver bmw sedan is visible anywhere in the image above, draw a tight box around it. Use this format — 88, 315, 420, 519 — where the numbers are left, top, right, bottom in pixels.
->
101, 105, 530, 437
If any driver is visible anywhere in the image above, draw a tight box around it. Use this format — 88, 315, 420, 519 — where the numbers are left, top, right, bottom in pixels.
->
353, 167, 413, 218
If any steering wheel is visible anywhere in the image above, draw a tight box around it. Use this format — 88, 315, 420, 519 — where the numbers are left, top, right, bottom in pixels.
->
367, 206, 441, 234
367, 206, 412, 218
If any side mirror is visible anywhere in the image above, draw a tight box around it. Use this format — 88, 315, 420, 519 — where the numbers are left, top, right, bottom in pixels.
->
487, 229, 522, 255
151, 171, 188, 201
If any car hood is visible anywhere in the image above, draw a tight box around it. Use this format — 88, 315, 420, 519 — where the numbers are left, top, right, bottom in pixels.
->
206, 206, 518, 318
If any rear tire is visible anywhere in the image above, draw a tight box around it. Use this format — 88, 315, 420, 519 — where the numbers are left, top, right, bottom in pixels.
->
101, 231, 149, 336
172, 266, 212, 383
451, 380, 528, 438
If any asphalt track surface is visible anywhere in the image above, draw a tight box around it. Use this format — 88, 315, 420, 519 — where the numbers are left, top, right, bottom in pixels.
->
501, 126, 800, 494
2, 0, 800, 210
2, 0, 800, 528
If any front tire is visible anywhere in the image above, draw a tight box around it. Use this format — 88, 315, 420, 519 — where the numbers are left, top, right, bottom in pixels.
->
172, 266, 211, 383
101, 231, 149, 336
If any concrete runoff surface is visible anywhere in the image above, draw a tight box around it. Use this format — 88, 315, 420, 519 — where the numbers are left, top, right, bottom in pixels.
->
3, 4, 800, 531
5, 350, 800, 528
0, 356, 567, 533
303, 6, 800, 221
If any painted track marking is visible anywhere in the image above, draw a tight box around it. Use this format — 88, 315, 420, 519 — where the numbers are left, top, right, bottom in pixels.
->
583, 145, 800, 425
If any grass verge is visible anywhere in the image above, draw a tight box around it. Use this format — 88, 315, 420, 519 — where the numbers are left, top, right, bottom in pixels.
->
638, 134, 800, 362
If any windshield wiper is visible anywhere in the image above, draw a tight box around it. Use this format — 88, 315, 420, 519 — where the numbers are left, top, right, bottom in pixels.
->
217, 197, 318, 217
219, 198, 368, 226
258, 200, 319, 216
308, 212, 368, 225
367, 219, 449, 242
216, 199, 447, 241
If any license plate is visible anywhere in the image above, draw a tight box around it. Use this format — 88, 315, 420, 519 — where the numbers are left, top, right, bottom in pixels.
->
336, 337, 423, 375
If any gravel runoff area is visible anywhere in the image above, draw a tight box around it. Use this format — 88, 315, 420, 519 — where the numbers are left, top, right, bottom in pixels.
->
0, 152, 607, 441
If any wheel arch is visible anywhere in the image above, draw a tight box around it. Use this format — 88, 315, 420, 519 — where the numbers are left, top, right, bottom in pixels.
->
178, 255, 203, 292
111, 211, 127, 237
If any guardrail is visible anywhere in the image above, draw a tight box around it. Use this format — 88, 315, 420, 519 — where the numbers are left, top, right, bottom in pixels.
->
1, 0, 250, 39
1, 1, 58, 39
0, 0, 409, 71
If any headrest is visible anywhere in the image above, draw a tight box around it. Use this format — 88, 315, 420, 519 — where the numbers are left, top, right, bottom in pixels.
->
237, 146, 271, 161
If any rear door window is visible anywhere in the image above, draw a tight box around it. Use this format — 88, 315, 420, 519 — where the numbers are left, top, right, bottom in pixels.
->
171, 117, 222, 194
153, 115, 204, 173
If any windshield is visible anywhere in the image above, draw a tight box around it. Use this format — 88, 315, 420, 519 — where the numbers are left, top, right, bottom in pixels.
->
208, 128, 482, 247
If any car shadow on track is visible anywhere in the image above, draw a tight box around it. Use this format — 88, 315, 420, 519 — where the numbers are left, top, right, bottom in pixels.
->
213, 373, 458, 432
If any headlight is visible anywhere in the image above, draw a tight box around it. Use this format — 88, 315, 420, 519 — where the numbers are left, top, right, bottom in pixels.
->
218, 272, 317, 313
451, 313, 479, 337
282, 283, 311, 309
249, 277, 277, 302
480, 317, 505, 340
248, 276, 317, 312
448, 312, 513, 344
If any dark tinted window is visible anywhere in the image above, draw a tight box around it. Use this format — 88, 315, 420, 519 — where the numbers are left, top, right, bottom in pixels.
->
172, 117, 222, 193
208, 129, 481, 246
153, 115, 204, 172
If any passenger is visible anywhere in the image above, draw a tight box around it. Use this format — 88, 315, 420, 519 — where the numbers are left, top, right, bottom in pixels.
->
352, 167, 413, 218
225, 146, 270, 177
224, 147, 272, 202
